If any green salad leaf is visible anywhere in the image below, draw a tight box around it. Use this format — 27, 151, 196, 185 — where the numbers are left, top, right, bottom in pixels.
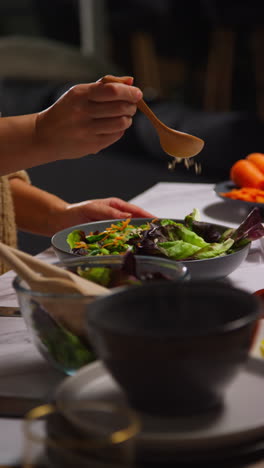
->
32, 303, 95, 372
184, 208, 201, 228
193, 238, 234, 259
158, 240, 201, 260
77, 266, 112, 287
67, 230, 85, 250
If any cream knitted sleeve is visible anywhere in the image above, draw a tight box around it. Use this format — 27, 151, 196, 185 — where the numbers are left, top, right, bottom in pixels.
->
0, 170, 30, 274
7, 170, 31, 184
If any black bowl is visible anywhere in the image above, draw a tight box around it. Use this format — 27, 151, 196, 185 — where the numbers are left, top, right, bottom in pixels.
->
86, 281, 261, 416
51, 218, 250, 281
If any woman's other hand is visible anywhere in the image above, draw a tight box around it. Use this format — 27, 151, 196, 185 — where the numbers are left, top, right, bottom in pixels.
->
10, 177, 153, 237
57, 197, 154, 231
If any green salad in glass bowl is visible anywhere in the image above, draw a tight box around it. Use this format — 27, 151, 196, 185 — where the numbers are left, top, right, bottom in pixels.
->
13, 253, 188, 375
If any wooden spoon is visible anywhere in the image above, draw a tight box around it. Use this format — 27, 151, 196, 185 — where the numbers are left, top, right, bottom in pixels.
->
101, 75, 204, 159
6, 245, 109, 296
0, 243, 109, 336
0, 242, 109, 296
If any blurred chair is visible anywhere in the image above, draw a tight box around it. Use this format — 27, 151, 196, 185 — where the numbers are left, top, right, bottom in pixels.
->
203, 28, 235, 112
201, 0, 264, 118
110, 0, 264, 119
130, 31, 186, 100
130, 24, 264, 121
0, 35, 119, 82
252, 27, 264, 121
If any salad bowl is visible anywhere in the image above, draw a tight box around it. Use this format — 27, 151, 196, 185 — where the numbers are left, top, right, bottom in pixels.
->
51, 208, 264, 281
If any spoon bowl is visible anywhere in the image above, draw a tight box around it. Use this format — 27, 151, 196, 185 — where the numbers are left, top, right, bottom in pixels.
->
102, 75, 204, 159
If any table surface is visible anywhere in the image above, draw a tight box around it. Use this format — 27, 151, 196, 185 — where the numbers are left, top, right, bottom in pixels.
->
0, 181, 263, 466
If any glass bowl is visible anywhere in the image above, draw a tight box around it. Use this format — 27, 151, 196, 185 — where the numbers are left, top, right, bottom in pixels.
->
13, 255, 189, 375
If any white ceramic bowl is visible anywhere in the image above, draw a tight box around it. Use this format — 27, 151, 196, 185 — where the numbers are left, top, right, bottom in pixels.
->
51, 218, 251, 281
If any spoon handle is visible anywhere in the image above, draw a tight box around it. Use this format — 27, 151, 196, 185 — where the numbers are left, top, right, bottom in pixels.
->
0, 241, 39, 285
7, 246, 109, 296
7, 246, 71, 279
136, 99, 164, 130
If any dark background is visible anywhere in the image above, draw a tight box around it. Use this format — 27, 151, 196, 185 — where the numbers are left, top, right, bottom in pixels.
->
1, 0, 264, 253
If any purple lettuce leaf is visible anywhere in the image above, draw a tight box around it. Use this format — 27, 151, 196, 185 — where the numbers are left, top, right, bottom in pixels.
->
129, 222, 168, 256
190, 221, 222, 243
231, 207, 264, 246
121, 251, 137, 277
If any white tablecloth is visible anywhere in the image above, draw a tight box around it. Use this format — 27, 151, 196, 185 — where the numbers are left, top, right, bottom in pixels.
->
0, 181, 263, 464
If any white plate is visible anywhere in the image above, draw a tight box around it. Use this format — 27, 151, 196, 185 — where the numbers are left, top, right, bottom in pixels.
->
56, 358, 264, 462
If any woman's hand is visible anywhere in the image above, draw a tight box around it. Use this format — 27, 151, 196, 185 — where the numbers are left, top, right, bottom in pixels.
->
10, 178, 154, 237
57, 197, 155, 230
34, 76, 142, 161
